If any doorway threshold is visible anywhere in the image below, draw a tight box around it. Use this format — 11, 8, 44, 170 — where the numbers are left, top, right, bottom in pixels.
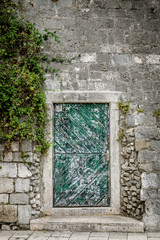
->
43, 207, 120, 217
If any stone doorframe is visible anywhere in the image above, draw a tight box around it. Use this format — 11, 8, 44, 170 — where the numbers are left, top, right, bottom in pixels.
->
42, 91, 121, 215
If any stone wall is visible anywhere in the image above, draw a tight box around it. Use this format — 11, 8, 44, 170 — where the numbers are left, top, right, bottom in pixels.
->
119, 105, 160, 231
0, 141, 42, 230
0, 0, 160, 231
120, 126, 145, 220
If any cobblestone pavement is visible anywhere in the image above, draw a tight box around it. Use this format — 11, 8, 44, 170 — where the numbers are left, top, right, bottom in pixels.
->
0, 231, 160, 240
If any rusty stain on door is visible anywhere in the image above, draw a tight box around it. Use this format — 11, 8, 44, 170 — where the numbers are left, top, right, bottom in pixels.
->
53, 103, 110, 207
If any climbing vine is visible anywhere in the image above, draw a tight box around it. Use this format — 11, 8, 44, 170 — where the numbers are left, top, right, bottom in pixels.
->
0, 0, 60, 153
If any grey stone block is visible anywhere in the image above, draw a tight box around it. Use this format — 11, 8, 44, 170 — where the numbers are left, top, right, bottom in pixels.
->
153, 162, 160, 171
42, 18, 64, 30
81, 53, 97, 63
145, 199, 160, 216
150, 140, 160, 152
18, 164, 32, 178
139, 163, 153, 172
15, 178, 30, 193
146, 55, 160, 64
141, 172, 158, 189
143, 213, 160, 232
13, 152, 22, 162
11, 142, 19, 152
0, 194, 8, 204
135, 127, 158, 141
0, 205, 17, 222
4, 152, 13, 162
21, 141, 32, 152
18, 205, 31, 224
138, 150, 158, 163
0, 163, 17, 178
140, 189, 158, 201
0, 178, 14, 193
10, 193, 29, 205
126, 112, 144, 127
119, 0, 133, 10
56, 0, 72, 7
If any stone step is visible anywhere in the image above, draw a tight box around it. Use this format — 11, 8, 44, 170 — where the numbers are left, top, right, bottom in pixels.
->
43, 207, 120, 217
30, 215, 144, 232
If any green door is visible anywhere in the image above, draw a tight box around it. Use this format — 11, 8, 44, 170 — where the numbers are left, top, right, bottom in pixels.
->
53, 103, 110, 207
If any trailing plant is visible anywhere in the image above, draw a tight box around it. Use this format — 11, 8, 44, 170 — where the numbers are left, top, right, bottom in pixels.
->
153, 108, 160, 117
117, 101, 130, 114
0, 0, 61, 153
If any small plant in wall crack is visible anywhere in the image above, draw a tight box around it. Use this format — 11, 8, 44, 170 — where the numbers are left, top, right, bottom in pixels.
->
137, 106, 144, 114
117, 101, 130, 114
117, 130, 126, 143
153, 108, 160, 117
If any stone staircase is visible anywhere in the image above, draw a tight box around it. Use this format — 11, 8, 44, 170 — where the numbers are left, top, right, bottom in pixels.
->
30, 208, 144, 232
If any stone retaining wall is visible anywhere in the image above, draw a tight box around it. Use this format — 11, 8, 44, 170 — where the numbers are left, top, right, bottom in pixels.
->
0, 141, 42, 230
120, 106, 160, 231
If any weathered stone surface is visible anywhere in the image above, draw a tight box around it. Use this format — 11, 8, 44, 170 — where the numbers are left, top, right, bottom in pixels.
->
15, 178, 30, 193
4, 152, 13, 162
0, 194, 8, 204
140, 189, 158, 201
81, 53, 97, 63
0, 205, 17, 222
135, 127, 158, 141
150, 140, 160, 152
18, 163, 32, 178
10, 193, 29, 204
21, 141, 32, 152
0, 178, 14, 193
126, 112, 144, 127
13, 152, 22, 162
143, 213, 160, 232
18, 205, 31, 224
146, 55, 160, 64
139, 163, 153, 172
0, 163, 17, 178
138, 150, 158, 163
135, 141, 149, 151
11, 142, 19, 152
141, 173, 158, 189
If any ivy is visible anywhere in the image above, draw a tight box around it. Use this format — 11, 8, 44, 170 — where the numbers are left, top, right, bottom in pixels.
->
0, 0, 60, 153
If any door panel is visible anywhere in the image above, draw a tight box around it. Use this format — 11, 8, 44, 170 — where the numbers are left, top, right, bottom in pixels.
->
53, 103, 110, 207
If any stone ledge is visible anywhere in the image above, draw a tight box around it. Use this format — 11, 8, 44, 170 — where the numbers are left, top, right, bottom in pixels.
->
43, 207, 120, 217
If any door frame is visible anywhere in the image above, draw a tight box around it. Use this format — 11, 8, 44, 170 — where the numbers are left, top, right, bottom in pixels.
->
41, 91, 121, 215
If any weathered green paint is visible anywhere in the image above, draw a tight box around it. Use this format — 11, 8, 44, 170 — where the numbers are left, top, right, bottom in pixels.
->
53, 103, 110, 207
